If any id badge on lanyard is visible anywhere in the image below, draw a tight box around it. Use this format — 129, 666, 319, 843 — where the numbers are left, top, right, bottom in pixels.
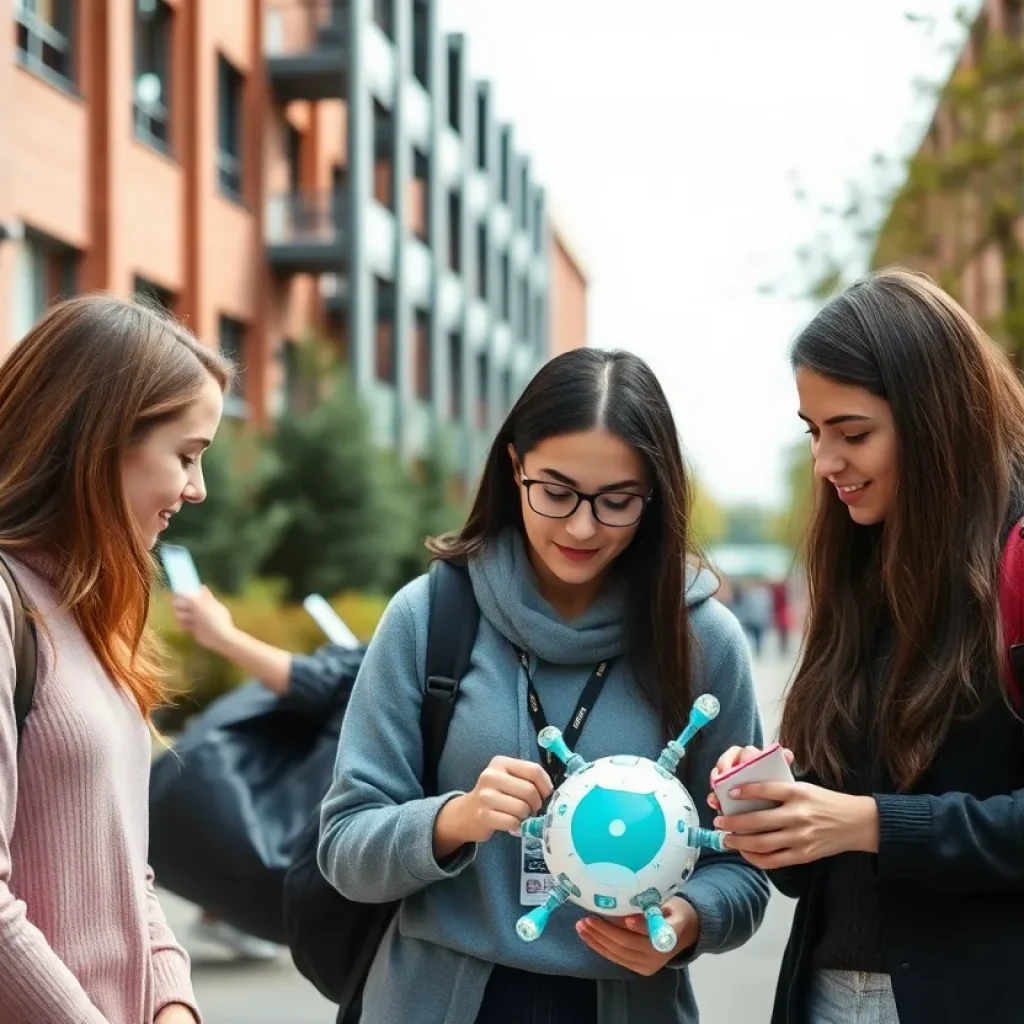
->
517, 651, 613, 906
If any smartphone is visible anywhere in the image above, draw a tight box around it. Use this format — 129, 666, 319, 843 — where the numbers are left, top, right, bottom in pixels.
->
158, 544, 202, 596
303, 594, 361, 649
712, 743, 795, 818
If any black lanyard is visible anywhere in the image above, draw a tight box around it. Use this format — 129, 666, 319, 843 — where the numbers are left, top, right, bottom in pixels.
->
518, 650, 614, 790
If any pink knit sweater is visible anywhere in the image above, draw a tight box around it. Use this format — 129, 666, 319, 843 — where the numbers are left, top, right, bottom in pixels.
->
0, 555, 200, 1024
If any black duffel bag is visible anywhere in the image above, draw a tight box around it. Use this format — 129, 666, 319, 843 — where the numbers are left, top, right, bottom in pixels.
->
148, 645, 363, 944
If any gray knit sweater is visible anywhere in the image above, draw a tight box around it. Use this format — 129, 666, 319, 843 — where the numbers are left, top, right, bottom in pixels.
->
319, 531, 769, 1024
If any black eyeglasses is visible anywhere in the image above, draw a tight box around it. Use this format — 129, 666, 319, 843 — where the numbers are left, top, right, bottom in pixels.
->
520, 477, 651, 528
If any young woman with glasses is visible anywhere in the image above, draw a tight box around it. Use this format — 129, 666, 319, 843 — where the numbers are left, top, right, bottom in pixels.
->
318, 348, 770, 1024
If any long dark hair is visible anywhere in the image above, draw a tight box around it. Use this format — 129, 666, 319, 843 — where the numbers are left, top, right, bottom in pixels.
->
782, 267, 1024, 790
430, 348, 704, 740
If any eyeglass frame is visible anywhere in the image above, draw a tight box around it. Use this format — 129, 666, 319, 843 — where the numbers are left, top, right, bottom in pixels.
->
519, 476, 653, 528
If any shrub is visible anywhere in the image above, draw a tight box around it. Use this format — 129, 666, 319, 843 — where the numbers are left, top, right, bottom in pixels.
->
151, 581, 388, 731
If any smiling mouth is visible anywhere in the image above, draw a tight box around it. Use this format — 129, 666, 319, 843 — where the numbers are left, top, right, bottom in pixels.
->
555, 544, 599, 561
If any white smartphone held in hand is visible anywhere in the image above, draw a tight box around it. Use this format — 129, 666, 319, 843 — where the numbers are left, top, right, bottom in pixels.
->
712, 743, 795, 818
158, 544, 202, 596
303, 594, 361, 650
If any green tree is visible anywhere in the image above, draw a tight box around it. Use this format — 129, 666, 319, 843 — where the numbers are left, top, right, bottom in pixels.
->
257, 373, 412, 601
161, 422, 285, 594
390, 431, 467, 587
690, 478, 726, 545
769, 7, 1024, 363
773, 439, 815, 552
721, 503, 776, 545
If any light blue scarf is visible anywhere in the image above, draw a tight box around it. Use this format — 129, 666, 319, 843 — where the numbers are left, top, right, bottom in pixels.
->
467, 529, 628, 665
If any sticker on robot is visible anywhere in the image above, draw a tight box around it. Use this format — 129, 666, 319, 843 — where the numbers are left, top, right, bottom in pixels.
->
520, 838, 555, 906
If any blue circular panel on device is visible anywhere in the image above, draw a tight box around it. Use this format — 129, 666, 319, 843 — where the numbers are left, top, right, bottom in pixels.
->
570, 786, 666, 872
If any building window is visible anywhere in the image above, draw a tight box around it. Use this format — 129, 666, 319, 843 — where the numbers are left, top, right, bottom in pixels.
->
412, 1, 428, 88
533, 194, 543, 253
518, 166, 528, 230
12, 230, 77, 342
134, 0, 173, 152
475, 87, 487, 170
500, 252, 511, 322
375, 278, 396, 385
447, 191, 462, 273
518, 278, 529, 339
449, 332, 463, 419
499, 131, 510, 204
447, 44, 461, 132
286, 123, 302, 193
219, 316, 248, 416
217, 55, 244, 200
134, 276, 174, 312
1009, 0, 1024, 38
15, 0, 74, 87
372, 0, 393, 39
414, 311, 431, 401
476, 223, 489, 300
476, 351, 489, 429
411, 149, 430, 243
500, 367, 513, 416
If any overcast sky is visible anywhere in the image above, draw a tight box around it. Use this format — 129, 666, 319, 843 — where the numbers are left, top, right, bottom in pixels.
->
439, 0, 972, 507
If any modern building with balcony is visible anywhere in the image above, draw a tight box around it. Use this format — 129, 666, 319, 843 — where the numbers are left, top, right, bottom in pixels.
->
0, 0, 588, 481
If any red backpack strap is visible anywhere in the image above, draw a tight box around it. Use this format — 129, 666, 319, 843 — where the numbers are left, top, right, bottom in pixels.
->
998, 519, 1024, 709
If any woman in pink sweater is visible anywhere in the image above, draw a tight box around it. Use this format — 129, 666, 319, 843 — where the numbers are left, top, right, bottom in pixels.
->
0, 295, 232, 1024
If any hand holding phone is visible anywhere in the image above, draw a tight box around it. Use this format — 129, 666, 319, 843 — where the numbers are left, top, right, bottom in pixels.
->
158, 544, 202, 596
711, 743, 795, 818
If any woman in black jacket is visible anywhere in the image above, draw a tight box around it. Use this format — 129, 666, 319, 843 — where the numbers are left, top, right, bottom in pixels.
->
709, 268, 1024, 1023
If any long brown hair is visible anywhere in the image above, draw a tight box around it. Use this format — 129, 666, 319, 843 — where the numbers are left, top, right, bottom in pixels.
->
0, 295, 233, 718
782, 267, 1024, 790
429, 348, 705, 740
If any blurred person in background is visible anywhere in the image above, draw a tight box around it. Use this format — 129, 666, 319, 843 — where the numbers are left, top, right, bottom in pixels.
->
0, 296, 231, 1024
735, 581, 773, 658
169, 585, 355, 960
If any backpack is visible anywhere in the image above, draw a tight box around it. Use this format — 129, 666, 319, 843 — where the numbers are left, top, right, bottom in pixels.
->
998, 519, 1024, 707
282, 559, 480, 1020
0, 552, 39, 745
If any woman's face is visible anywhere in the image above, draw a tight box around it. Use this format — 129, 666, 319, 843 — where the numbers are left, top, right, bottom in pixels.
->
796, 367, 898, 526
121, 375, 224, 550
509, 429, 651, 591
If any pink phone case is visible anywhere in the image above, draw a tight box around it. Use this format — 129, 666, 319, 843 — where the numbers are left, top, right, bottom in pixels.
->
712, 743, 793, 818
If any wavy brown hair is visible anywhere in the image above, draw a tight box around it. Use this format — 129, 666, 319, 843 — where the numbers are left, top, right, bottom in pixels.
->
0, 294, 233, 718
782, 267, 1024, 790
429, 348, 706, 740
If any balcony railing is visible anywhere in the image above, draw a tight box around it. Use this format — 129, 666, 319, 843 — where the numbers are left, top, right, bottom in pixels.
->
263, 0, 348, 58
266, 190, 348, 266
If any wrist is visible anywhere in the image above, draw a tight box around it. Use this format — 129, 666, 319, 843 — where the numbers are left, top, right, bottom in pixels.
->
209, 623, 243, 658
671, 897, 701, 952
433, 794, 471, 860
849, 795, 880, 853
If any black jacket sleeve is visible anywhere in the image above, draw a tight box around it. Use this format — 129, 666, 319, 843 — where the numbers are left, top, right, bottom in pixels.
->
875, 789, 1024, 892
287, 645, 365, 717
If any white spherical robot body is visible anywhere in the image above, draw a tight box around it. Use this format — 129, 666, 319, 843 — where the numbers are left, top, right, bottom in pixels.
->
514, 694, 728, 954
543, 753, 702, 918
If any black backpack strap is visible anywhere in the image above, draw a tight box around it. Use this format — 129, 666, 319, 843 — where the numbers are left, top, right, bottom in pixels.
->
422, 560, 479, 796
0, 553, 38, 744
